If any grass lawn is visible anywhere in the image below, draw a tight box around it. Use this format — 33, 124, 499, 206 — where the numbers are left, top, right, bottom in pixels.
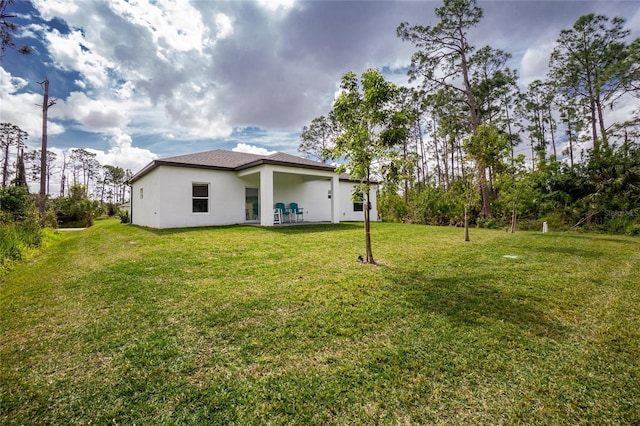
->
1, 219, 639, 425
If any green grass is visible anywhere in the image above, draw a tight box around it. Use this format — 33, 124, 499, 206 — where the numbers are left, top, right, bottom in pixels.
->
1, 219, 639, 425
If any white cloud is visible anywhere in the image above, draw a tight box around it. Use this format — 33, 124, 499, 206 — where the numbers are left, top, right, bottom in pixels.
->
215, 13, 233, 40
232, 143, 275, 156
0, 67, 27, 93
257, 0, 296, 13
519, 42, 554, 87
44, 28, 114, 89
108, 0, 211, 54
60, 92, 128, 131
91, 129, 158, 173
32, 0, 79, 20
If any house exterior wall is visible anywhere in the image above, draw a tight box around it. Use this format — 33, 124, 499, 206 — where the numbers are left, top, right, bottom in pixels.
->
338, 181, 379, 222
130, 168, 161, 228
130, 163, 376, 228
157, 166, 246, 228
131, 166, 246, 229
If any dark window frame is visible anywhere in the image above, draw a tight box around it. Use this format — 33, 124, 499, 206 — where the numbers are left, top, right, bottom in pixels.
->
353, 192, 364, 212
192, 183, 209, 213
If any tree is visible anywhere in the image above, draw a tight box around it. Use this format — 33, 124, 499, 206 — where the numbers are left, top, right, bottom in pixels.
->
397, 0, 482, 130
1, 123, 27, 188
332, 69, 409, 264
469, 46, 518, 125
1, 122, 15, 188
427, 87, 469, 189
515, 80, 550, 167
24, 149, 57, 193
558, 96, 585, 169
549, 14, 635, 155
70, 148, 100, 195
622, 38, 640, 97
397, 0, 496, 218
0, 0, 32, 59
103, 165, 126, 204
38, 78, 56, 226
13, 146, 26, 187
299, 113, 338, 163
464, 122, 510, 234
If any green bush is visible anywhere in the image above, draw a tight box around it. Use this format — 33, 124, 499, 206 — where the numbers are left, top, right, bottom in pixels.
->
118, 209, 129, 224
0, 185, 30, 222
476, 217, 504, 229
49, 184, 103, 227
0, 223, 23, 261
0, 189, 42, 269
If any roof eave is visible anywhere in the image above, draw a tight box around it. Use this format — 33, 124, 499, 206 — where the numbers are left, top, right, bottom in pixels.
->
235, 158, 336, 172
127, 160, 236, 184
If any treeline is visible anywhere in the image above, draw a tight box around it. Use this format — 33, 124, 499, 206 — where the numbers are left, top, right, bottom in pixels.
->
1, 123, 131, 269
300, 0, 639, 236
1, 123, 131, 204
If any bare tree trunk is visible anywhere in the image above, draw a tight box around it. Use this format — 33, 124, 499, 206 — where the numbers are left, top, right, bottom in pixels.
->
442, 136, 449, 190
464, 204, 470, 242
450, 136, 455, 181
548, 105, 557, 159
1, 140, 9, 188
595, 96, 608, 149
478, 165, 491, 218
588, 89, 599, 154
505, 102, 515, 166
364, 188, 374, 264
433, 125, 443, 188
38, 78, 55, 226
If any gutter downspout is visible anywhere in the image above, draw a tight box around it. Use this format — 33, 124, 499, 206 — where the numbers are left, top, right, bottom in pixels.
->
126, 181, 133, 224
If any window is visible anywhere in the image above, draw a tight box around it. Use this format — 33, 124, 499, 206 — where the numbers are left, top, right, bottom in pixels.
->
139, 188, 143, 199
192, 183, 209, 213
353, 192, 364, 212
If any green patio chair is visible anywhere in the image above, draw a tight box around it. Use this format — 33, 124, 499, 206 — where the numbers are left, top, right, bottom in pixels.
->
275, 202, 290, 223
289, 202, 303, 222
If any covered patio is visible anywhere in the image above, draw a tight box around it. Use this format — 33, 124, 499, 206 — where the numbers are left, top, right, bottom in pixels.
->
237, 164, 341, 227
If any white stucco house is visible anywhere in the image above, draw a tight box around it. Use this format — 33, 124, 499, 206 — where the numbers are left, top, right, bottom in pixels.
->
127, 149, 378, 229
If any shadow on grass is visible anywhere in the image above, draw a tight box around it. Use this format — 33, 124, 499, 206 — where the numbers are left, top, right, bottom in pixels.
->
515, 244, 606, 259
553, 232, 640, 245
385, 267, 570, 340
130, 222, 362, 236
260, 222, 363, 235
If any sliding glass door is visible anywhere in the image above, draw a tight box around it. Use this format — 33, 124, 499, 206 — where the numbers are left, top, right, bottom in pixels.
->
245, 187, 259, 221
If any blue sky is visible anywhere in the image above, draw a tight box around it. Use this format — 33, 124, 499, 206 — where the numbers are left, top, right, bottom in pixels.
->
2, 0, 639, 181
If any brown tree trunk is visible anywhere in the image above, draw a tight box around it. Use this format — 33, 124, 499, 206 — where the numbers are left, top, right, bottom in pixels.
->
364, 188, 374, 264
478, 165, 491, 218
464, 204, 470, 242
39, 79, 49, 226
595, 96, 608, 149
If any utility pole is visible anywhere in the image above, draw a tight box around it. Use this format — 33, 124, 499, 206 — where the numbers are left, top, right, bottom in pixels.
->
38, 78, 56, 226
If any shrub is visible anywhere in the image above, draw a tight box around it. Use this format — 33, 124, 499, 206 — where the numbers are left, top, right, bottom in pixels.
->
0, 189, 42, 269
49, 185, 104, 227
118, 209, 129, 224
0, 185, 30, 222
476, 217, 504, 229
0, 223, 23, 262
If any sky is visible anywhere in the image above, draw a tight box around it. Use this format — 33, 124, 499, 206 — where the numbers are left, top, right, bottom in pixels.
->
2, 0, 640, 182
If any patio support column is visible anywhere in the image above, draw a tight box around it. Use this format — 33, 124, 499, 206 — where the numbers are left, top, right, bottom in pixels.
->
260, 167, 274, 226
331, 175, 340, 224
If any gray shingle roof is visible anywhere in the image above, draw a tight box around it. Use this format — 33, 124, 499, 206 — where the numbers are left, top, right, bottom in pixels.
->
128, 149, 336, 183
160, 149, 265, 169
